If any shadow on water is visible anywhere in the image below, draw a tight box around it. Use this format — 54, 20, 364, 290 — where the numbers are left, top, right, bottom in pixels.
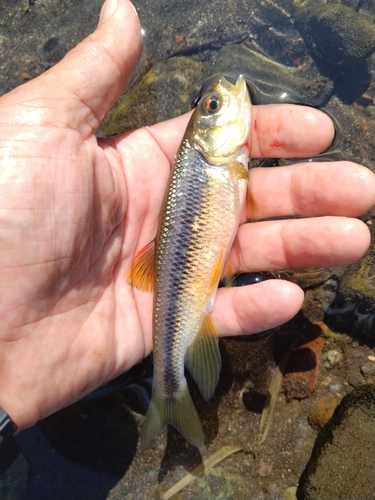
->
15, 362, 153, 500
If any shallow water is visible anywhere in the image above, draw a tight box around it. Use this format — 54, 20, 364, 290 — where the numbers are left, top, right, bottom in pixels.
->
1, 1, 375, 499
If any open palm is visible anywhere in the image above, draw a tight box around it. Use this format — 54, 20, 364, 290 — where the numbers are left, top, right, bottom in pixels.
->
0, 0, 374, 432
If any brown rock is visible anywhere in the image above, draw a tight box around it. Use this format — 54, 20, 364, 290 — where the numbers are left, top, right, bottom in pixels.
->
308, 393, 339, 429
283, 337, 325, 400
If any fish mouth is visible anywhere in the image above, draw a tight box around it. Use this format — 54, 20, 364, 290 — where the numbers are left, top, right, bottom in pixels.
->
233, 75, 247, 95
217, 75, 248, 100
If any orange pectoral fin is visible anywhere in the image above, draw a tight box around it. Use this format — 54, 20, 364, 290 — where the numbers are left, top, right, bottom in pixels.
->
224, 258, 235, 288
126, 239, 155, 292
246, 184, 258, 221
208, 250, 226, 295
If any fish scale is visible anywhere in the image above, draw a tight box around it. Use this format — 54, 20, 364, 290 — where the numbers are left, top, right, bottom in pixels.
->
154, 144, 240, 391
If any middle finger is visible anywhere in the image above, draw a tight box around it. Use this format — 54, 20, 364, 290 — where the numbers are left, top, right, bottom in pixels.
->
249, 161, 375, 220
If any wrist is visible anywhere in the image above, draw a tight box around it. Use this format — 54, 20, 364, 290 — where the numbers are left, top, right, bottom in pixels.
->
0, 406, 17, 445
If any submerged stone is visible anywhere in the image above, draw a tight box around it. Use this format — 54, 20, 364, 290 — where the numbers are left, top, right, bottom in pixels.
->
294, 2, 375, 63
297, 384, 375, 500
105, 57, 205, 135
207, 44, 333, 106
294, 2, 375, 103
339, 220, 375, 311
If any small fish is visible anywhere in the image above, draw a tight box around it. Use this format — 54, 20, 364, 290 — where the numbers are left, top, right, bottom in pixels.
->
127, 75, 253, 447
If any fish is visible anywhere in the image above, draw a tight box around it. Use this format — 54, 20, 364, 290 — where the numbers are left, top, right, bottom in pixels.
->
127, 75, 253, 447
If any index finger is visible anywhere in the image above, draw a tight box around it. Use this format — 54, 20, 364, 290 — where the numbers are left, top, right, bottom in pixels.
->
148, 104, 334, 165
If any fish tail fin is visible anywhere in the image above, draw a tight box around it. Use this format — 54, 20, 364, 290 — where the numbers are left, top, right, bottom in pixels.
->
141, 382, 204, 448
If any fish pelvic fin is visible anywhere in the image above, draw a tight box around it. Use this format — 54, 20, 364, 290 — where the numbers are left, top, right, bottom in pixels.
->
141, 381, 204, 448
185, 314, 222, 402
125, 239, 155, 292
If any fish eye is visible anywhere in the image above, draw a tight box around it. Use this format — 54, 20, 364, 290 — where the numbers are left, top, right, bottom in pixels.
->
202, 95, 221, 114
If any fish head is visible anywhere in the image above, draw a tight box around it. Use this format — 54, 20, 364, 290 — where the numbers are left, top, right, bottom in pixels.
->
188, 75, 251, 165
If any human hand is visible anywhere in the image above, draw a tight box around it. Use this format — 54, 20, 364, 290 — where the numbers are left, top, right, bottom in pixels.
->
0, 0, 374, 432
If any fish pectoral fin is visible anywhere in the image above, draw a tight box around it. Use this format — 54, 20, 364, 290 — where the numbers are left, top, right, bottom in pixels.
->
246, 183, 258, 221
224, 258, 235, 287
185, 314, 222, 402
125, 239, 155, 292
228, 160, 248, 181
228, 160, 258, 221
141, 381, 204, 448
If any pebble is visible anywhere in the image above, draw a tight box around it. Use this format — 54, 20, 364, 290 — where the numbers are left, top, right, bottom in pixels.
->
348, 373, 364, 388
360, 362, 375, 376
308, 394, 338, 428
258, 460, 273, 477
284, 486, 297, 500
329, 384, 343, 394
322, 349, 343, 368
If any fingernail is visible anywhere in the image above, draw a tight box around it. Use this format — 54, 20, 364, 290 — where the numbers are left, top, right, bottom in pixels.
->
99, 0, 118, 24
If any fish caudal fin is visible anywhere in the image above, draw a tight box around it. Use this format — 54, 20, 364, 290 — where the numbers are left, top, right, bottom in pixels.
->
185, 314, 222, 402
141, 382, 204, 448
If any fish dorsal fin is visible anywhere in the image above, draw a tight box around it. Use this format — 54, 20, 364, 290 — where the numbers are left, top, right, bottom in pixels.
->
125, 239, 155, 292
185, 314, 222, 402
246, 184, 258, 221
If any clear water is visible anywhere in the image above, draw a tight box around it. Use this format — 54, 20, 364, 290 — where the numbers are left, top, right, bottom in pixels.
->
1, 0, 374, 498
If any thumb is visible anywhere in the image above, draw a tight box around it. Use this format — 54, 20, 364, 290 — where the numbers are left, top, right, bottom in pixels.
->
1, 0, 142, 135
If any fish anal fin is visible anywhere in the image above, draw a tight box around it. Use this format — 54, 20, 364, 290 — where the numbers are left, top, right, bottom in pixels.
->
246, 184, 258, 221
125, 239, 155, 292
141, 381, 203, 448
185, 314, 222, 402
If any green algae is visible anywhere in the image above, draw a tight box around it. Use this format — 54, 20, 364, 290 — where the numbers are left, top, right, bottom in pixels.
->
339, 221, 375, 310
106, 57, 205, 135
195, 466, 248, 500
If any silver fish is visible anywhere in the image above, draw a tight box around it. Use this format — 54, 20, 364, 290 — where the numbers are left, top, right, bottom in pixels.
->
127, 75, 252, 446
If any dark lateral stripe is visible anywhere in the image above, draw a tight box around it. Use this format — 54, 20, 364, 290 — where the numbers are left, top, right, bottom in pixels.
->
158, 143, 209, 394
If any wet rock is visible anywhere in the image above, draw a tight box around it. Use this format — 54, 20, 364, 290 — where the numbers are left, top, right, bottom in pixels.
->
294, 3, 375, 63
297, 384, 375, 500
208, 44, 333, 106
134, 0, 295, 64
308, 393, 338, 429
0, 1, 104, 94
360, 361, 375, 377
347, 373, 364, 389
284, 486, 297, 500
294, 2, 375, 103
275, 268, 336, 290
105, 57, 205, 135
339, 220, 375, 314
